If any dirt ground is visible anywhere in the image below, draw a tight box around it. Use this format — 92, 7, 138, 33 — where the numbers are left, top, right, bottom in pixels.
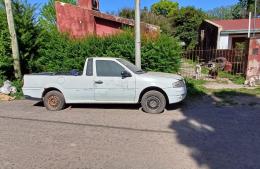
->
0, 94, 259, 169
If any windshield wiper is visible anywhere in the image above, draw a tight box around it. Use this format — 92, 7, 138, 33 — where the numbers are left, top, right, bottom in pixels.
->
136, 70, 146, 74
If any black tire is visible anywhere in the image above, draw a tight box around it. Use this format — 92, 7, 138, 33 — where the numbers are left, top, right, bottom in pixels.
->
141, 90, 166, 114
43, 90, 65, 111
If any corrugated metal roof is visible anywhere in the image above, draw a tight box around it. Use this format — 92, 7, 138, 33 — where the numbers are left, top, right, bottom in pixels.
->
210, 18, 260, 31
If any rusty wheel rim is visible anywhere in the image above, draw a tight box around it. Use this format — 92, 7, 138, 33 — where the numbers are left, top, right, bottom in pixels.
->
48, 95, 60, 108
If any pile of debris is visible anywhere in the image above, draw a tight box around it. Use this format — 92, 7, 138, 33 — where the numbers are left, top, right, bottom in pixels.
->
0, 80, 17, 101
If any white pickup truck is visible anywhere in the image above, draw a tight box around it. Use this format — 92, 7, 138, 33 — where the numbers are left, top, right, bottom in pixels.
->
23, 57, 186, 114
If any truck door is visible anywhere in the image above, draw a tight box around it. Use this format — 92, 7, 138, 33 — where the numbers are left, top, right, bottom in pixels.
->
94, 59, 136, 102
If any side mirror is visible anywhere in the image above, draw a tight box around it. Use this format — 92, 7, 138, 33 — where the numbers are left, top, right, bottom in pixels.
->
121, 70, 131, 78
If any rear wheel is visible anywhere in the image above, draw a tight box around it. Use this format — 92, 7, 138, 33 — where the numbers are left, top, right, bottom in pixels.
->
141, 90, 166, 114
43, 91, 65, 111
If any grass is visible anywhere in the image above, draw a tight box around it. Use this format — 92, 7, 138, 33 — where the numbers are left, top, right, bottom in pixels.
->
185, 77, 260, 101
185, 78, 207, 97
183, 59, 197, 66
218, 71, 245, 84
212, 88, 260, 97
185, 77, 260, 97
185, 77, 260, 108
211, 89, 260, 107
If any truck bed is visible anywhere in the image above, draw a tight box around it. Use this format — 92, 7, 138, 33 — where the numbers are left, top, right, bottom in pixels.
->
31, 70, 82, 76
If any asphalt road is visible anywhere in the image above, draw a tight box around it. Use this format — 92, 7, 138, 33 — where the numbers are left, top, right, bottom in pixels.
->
0, 95, 260, 169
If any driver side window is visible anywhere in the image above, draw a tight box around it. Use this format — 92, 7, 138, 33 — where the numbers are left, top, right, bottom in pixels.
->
96, 60, 125, 77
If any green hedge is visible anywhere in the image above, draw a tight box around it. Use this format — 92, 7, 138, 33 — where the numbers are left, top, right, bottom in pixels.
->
0, 28, 182, 79
35, 31, 182, 73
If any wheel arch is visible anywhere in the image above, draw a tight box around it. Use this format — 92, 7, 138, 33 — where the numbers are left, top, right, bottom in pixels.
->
42, 87, 63, 98
138, 86, 169, 104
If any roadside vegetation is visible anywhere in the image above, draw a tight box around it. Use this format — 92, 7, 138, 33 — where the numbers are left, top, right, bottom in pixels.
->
218, 71, 245, 85
0, 0, 182, 81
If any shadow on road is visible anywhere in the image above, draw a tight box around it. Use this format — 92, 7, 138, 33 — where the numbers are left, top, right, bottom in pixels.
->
68, 104, 141, 110
34, 101, 181, 111
169, 90, 260, 169
34, 101, 141, 110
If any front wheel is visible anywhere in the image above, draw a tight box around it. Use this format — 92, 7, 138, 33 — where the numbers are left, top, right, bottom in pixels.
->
43, 91, 65, 111
141, 90, 166, 114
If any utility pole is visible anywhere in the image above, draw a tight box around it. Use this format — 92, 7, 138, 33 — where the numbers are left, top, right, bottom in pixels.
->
248, 12, 252, 38
4, 0, 22, 79
135, 0, 141, 69
253, 0, 257, 37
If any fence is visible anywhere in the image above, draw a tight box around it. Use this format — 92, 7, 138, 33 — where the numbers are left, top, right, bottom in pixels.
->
180, 48, 248, 79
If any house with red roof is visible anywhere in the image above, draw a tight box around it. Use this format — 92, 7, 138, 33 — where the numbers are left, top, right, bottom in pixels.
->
199, 19, 260, 50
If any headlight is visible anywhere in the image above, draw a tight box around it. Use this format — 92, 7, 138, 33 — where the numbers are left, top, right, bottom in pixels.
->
172, 80, 185, 88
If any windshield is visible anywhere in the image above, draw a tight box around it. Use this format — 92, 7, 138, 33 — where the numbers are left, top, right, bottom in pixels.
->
117, 59, 146, 74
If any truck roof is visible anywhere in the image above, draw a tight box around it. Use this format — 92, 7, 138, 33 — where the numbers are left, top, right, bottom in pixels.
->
88, 57, 120, 60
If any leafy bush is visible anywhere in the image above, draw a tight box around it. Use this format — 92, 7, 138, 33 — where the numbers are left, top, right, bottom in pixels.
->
36, 30, 182, 73
0, 77, 4, 86
10, 79, 23, 99
142, 34, 182, 72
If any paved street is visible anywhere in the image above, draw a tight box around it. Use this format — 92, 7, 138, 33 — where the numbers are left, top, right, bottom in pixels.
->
0, 95, 260, 169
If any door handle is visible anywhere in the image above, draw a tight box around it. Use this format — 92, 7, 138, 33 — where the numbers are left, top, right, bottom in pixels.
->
94, 80, 103, 84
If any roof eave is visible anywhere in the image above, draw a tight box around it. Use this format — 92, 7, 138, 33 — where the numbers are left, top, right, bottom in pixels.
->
220, 29, 260, 35
205, 19, 223, 29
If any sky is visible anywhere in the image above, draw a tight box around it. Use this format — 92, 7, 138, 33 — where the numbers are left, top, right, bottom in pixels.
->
28, 0, 239, 12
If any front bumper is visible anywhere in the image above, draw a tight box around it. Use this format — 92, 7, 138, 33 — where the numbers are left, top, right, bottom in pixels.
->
164, 87, 187, 104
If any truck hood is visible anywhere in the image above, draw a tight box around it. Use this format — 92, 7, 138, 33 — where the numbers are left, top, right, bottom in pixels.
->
139, 72, 184, 81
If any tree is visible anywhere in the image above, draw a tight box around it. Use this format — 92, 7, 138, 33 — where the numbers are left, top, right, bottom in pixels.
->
12, 0, 42, 74
0, 0, 42, 78
207, 5, 240, 19
39, 0, 76, 30
172, 6, 207, 49
239, 0, 254, 14
0, 4, 13, 78
118, 7, 173, 35
118, 8, 135, 19
151, 0, 178, 17
141, 10, 173, 35
237, 0, 260, 18
231, 4, 244, 19
208, 0, 260, 20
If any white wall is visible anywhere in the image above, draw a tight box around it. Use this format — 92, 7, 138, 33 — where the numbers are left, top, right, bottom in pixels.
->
218, 35, 229, 49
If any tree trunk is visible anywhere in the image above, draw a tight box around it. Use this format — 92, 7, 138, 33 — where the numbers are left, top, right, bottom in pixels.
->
4, 0, 22, 79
